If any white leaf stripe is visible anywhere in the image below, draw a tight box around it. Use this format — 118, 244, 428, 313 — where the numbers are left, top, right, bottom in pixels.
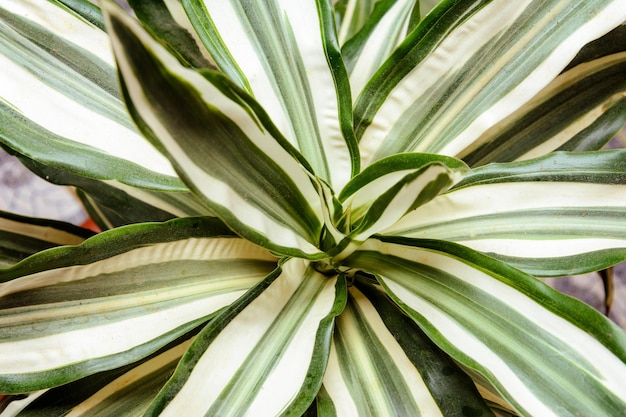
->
185, 0, 355, 189
344, 0, 415, 100
146, 259, 345, 417
0, 0, 179, 188
462, 50, 626, 165
322, 286, 443, 417
356, 0, 626, 167
0, 239, 274, 346
103, 3, 326, 257
340, 160, 466, 240
0, 213, 91, 247
57, 0, 105, 30
0, 221, 276, 392
65, 338, 194, 417
346, 239, 626, 417
128, 0, 215, 69
0, 213, 92, 267
354, 0, 492, 150
383, 181, 626, 274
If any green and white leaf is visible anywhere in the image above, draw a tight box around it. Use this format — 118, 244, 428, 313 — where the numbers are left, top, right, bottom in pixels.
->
0, 0, 180, 191
64, 337, 193, 417
355, 0, 626, 167
144, 258, 346, 417
345, 237, 626, 417
463, 25, 626, 166
335, 0, 377, 45
337, 153, 468, 240
341, 0, 417, 98
0, 217, 277, 393
320, 282, 493, 417
103, 2, 327, 258
384, 151, 626, 276
0, 211, 93, 268
127, 0, 216, 69
182, 0, 358, 189
13, 154, 208, 228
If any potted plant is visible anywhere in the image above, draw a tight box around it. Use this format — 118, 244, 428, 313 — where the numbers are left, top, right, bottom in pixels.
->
1, 0, 625, 415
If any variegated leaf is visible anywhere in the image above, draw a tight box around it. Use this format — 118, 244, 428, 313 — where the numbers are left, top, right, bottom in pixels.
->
337, 153, 467, 240
355, 0, 626, 168
0, 217, 277, 393
0, 211, 93, 268
463, 25, 626, 166
103, 1, 327, 258
0, 0, 180, 190
344, 237, 626, 417
383, 150, 626, 276
144, 258, 346, 417
319, 280, 492, 417
14, 154, 206, 228
182, 0, 358, 189
341, 0, 417, 98
127, 0, 216, 69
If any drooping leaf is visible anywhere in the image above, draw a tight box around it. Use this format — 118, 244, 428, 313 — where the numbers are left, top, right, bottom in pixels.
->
345, 237, 626, 417
0, 0, 180, 191
144, 258, 346, 417
384, 150, 626, 276
12, 153, 206, 227
0, 217, 277, 393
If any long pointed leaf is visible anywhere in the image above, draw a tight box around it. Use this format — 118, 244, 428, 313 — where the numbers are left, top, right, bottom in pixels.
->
144, 258, 346, 417
384, 150, 626, 276
103, 2, 327, 258
355, 0, 626, 167
0, 0, 180, 190
463, 25, 626, 166
345, 237, 626, 417
183, 0, 358, 189
320, 281, 492, 417
0, 217, 276, 393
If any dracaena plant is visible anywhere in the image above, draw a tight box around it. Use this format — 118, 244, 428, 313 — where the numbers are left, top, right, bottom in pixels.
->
1, 0, 626, 416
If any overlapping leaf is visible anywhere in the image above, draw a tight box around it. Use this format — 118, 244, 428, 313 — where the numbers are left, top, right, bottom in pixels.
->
355, 0, 626, 167
341, 0, 417, 98
345, 237, 626, 417
337, 153, 468, 240
144, 258, 346, 417
103, 2, 328, 257
0, 217, 277, 393
127, 0, 216, 69
0, 0, 179, 191
0, 211, 93, 268
383, 151, 626, 276
320, 281, 493, 417
182, 0, 358, 189
463, 25, 626, 166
